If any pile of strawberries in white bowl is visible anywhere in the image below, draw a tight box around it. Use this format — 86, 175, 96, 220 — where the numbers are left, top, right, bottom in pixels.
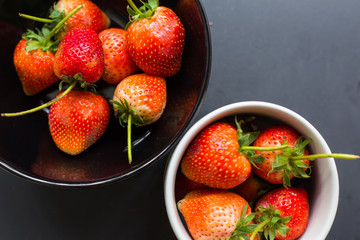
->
165, 101, 358, 240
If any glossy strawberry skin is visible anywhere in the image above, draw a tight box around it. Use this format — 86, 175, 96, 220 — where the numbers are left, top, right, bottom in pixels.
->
112, 73, 167, 125
56, 0, 110, 40
126, 6, 185, 77
252, 126, 310, 184
54, 27, 104, 83
178, 189, 251, 240
48, 90, 110, 155
13, 39, 58, 96
181, 122, 252, 189
255, 187, 309, 240
99, 28, 139, 85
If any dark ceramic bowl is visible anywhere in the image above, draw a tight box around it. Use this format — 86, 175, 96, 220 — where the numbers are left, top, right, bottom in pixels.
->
0, 0, 211, 187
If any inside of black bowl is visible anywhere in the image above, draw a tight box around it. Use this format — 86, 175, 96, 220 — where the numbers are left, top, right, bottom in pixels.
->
0, 0, 211, 186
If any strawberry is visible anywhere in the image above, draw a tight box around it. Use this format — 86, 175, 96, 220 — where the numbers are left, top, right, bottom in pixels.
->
248, 125, 359, 187
54, 26, 104, 84
2, 26, 104, 117
251, 126, 311, 187
125, 0, 185, 77
112, 73, 167, 163
98, 28, 139, 85
233, 173, 273, 203
12, 5, 83, 96
13, 39, 58, 96
178, 189, 258, 240
48, 90, 110, 155
252, 187, 309, 240
55, 0, 110, 40
181, 122, 253, 189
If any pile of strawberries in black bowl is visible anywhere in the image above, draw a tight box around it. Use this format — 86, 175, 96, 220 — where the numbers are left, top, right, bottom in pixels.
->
0, 0, 211, 187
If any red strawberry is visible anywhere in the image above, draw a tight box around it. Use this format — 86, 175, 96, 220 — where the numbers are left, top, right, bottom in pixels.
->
233, 173, 273, 202
112, 73, 167, 163
54, 26, 104, 84
126, 0, 185, 77
2, 25, 104, 118
247, 124, 359, 187
253, 187, 309, 240
12, 5, 83, 96
181, 122, 252, 189
178, 189, 258, 240
13, 39, 58, 96
252, 126, 311, 187
55, 0, 110, 40
48, 90, 110, 155
98, 28, 139, 85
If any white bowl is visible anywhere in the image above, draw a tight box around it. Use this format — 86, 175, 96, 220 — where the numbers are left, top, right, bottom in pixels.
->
164, 101, 339, 240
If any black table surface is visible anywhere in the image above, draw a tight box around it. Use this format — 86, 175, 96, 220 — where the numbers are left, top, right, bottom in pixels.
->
1, 0, 360, 239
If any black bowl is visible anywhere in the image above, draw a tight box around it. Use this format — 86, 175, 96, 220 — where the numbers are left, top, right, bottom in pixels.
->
0, 0, 211, 187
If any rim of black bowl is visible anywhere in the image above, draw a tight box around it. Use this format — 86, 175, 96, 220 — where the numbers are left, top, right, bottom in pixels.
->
0, 0, 212, 188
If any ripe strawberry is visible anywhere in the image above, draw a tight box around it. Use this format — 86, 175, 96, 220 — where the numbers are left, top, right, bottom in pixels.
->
48, 90, 110, 155
246, 124, 359, 187
2, 26, 104, 117
112, 73, 167, 163
13, 39, 58, 96
181, 122, 252, 189
12, 5, 83, 96
233, 173, 273, 202
126, 0, 185, 77
55, 0, 110, 40
178, 189, 257, 240
253, 187, 309, 240
54, 26, 104, 84
252, 126, 310, 187
98, 28, 139, 85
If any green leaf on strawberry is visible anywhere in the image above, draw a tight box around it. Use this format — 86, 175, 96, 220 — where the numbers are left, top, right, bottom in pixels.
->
230, 204, 259, 240
252, 205, 291, 240
235, 118, 264, 166
20, 5, 81, 53
112, 98, 151, 128
268, 137, 312, 187
126, 0, 159, 29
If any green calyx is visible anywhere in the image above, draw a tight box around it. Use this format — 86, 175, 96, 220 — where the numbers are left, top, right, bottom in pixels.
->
269, 137, 312, 188
111, 98, 150, 128
126, 0, 159, 29
235, 117, 290, 168
60, 73, 97, 92
230, 204, 259, 240
20, 4, 83, 53
111, 98, 151, 164
250, 205, 292, 240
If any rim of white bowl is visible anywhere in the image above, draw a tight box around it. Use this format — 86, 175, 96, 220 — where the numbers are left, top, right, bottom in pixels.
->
164, 101, 339, 240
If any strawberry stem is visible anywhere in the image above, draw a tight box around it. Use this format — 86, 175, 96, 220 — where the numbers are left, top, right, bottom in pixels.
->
290, 153, 360, 161
127, 114, 133, 164
126, 0, 143, 15
241, 145, 290, 151
46, 5, 83, 42
19, 13, 53, 23
1, 81, 77, 117
250, 218, 269, 240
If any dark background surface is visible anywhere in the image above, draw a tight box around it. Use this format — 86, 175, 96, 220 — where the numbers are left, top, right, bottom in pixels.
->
0, 0, 360, 239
